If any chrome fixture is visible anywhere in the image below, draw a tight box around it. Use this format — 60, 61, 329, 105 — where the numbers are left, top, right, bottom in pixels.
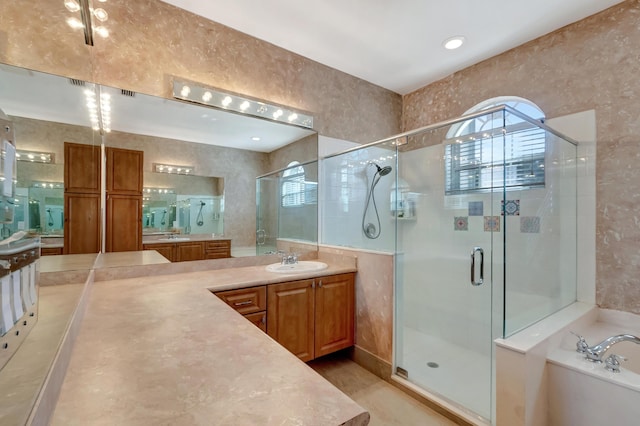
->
585, 334, 640, 363
196, 201, 205, 227
604, 354, 626, 373
172, 79, 313, 129
281, 252, 298, 265
362, 162, 392, 239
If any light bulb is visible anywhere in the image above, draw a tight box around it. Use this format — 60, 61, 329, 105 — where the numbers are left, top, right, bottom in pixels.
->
93, 8, 108, 22
240, 101, 250, 111
202, 91, 212, 102
94, 26, 109, 38
221, 96, 232, 107
64, 0, 80, 13
66, 17, 84, 30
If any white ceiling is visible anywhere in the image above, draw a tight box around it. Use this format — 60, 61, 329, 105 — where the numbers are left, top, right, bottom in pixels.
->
161, 0, 624, 94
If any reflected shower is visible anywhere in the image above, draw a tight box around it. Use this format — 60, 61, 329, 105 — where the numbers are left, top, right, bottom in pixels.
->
362, 162, 392, 239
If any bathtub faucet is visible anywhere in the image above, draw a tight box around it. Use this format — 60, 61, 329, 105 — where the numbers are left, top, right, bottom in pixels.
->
585, 334, 640, 363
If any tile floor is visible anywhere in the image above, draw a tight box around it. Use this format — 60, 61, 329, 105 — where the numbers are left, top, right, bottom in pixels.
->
309, 355, 458, 426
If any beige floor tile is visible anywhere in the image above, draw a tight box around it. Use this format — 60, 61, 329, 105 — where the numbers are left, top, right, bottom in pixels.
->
310, 355, 458, 426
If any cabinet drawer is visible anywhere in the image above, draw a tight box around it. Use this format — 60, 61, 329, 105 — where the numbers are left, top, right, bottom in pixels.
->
244, 311, 267, 332
215, 286, 266, 315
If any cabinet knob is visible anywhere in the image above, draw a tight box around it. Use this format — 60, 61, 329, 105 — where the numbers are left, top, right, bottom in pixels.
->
318, 280, 323, 288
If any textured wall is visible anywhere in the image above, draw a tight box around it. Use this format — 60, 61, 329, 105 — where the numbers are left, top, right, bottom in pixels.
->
403, 1, 640, 314
0, 0, 401, 145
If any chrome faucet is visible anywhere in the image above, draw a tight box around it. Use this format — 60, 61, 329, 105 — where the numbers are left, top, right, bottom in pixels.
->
585, 334, 640, 363
281, 252, 298, 265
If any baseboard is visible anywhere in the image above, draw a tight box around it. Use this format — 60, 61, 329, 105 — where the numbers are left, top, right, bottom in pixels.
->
347, 345, 392, 381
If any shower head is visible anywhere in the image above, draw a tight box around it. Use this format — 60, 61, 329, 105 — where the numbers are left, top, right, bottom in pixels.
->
200, 201, 206, 206
371, 162, 392, 177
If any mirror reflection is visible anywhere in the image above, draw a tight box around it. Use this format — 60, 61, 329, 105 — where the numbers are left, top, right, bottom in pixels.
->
0, 63, 318, 258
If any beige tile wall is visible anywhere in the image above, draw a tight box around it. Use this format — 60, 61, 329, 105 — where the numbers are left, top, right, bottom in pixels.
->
403, 1, 640, 314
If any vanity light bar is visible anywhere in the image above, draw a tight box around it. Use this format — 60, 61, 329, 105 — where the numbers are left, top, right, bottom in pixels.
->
172, 80, 314, 129
31, 181, 64, 189
16, 150, 54, 164
143, 187, 176, 194
153, 163, 193, 175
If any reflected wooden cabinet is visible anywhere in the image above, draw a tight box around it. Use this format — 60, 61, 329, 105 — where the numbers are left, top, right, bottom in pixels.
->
64, 143, 144, 253
64, 142, 101, 193
143, 243, 175, 262
106, 147, 143, 195
64, 193, 101, 254
205, 240, 231, 259
64, 142, 102, 254
106, 194, 143, 252
175, 241, 205, 262
105, 147, 143, 252
267, 273, 355, 362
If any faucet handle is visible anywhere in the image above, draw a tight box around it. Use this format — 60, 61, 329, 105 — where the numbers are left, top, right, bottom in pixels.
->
570, 331, 589, 353
604, 354, 626, 373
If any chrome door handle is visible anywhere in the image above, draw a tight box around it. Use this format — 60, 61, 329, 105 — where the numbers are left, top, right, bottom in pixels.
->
471, 246, 484, 286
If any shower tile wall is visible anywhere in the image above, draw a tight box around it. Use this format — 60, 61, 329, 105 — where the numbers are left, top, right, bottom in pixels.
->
321, 145, 396, 253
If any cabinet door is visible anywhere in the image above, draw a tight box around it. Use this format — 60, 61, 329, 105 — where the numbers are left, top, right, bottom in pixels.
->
314, 273, 355, 358
175, 241, 205, 262
143, 243, 175, 262
267, 279, 315, 362
244, 311, 267, 332
64, 193, 101, 254
106, 147, 143, 195
64, 142, 101, 193
106, 194, 142, 252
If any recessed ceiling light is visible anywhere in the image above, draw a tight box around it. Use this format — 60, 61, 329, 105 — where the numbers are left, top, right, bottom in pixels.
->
443, 36, 465, 50
251, 137, 261, 141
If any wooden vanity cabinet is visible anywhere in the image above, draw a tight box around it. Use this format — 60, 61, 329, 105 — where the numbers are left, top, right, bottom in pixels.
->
267, 273, 355, 362
215, 286, 267, 332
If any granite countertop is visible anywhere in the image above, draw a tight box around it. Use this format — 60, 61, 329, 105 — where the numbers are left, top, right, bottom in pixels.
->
50, 263, 367, 425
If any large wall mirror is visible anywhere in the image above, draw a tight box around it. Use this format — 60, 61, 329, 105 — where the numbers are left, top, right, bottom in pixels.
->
0, 62, 318, 258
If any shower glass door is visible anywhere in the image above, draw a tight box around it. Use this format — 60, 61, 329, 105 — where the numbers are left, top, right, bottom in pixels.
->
394, 111, 506, 422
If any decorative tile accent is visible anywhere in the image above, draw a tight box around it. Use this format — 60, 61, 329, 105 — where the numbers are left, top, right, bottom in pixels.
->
484, 216, 500, 232
502, 199, 520, 216
454, 216, 468, 231
520, 216, 541, 233
468, 201, 483, 216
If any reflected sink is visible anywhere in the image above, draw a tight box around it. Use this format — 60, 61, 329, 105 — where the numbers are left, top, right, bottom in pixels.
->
266, 261, 328, 274
157, 237, 191, 242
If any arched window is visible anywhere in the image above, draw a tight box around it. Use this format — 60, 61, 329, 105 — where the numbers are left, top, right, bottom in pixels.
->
444, 97, 546, 194
281, 161, 306, 207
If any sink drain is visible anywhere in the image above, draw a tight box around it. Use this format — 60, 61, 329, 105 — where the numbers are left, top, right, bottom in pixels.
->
427, 361, 439, 368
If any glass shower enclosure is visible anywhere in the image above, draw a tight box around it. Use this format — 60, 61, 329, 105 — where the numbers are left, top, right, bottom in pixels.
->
321, 105, 578, 423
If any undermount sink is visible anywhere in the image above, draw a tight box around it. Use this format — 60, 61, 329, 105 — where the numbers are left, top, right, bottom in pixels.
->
266, 261, 328, 274
157, 237, 191, 242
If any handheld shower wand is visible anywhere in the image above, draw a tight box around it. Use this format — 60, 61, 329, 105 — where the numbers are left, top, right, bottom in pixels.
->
46, 208, 54, 227
362, 162, 392, 239
196, 201, 205, 226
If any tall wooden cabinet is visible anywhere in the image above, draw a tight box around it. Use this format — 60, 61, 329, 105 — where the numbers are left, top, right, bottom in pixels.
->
64, 143, 101, 254
105, 147, 143, 252
267, 273, 355, 362
63, 143, 144, 254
